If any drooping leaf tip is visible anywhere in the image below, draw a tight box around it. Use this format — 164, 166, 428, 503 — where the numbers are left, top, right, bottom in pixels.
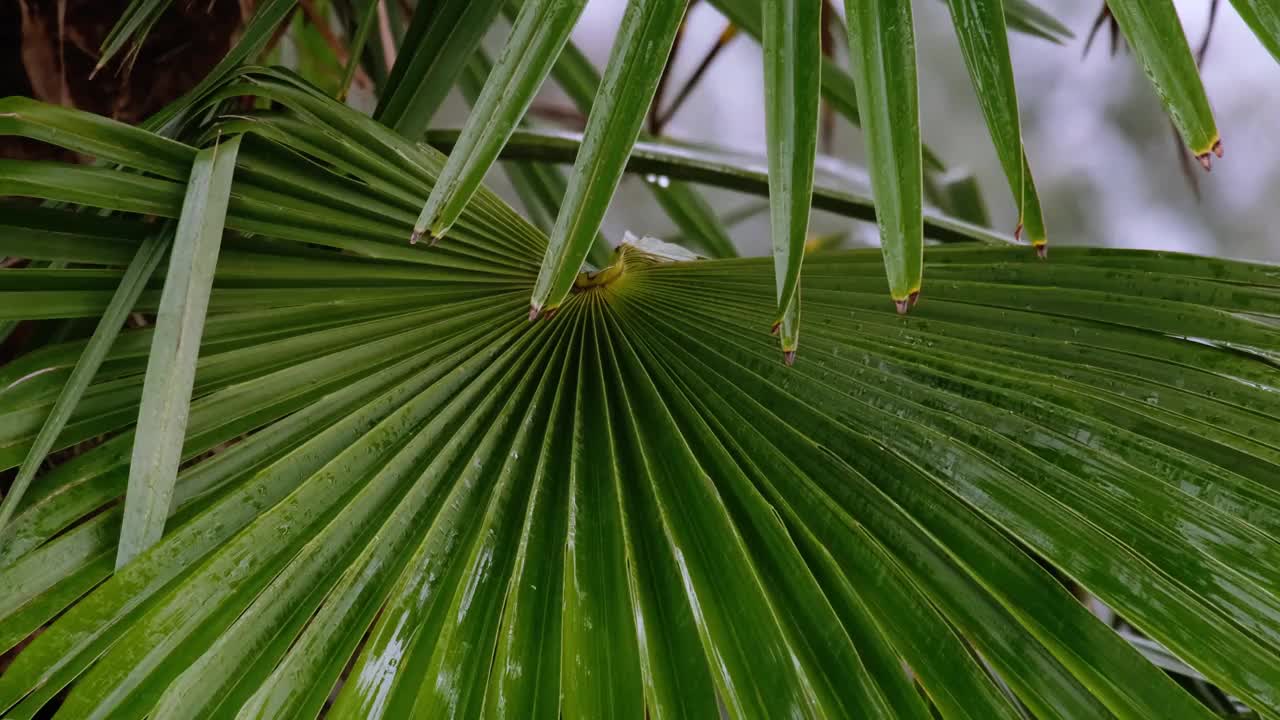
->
1195, 138, 1222, 173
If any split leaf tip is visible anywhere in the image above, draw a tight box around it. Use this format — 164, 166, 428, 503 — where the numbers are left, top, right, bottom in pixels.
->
1196, 139, 1224, 172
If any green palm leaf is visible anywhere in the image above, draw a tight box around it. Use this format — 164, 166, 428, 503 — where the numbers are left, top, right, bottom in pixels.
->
530, 0, 689, 318
1104, 0, 1222, 163
412, 0, 588, 244
844, 0, 925, 311
762, 0, 822, 361
116, 134, 240, 568
543, 24, 738, 259
374, 0, 507, 138
1230, 0, 1280, 64
2, 72, 1280, 719
946, 0, 1048, 253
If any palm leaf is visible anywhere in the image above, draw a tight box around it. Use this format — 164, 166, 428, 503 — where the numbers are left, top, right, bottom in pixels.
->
844, 0, 925, 311
1, 73, 1279, 718
762, 0, 822, 359
0, 231, 166, 532
338, 0, 382, 100
457, 51, 613, 268
540, 22, 739, 259
1230, 0, 1280, 65
530, 0, 690, 318
375, 0, 506, 138
116, 134, 240, 568
413, 0, 589, 244
946, 0, 1048, 252
1104, 0, 1222, 163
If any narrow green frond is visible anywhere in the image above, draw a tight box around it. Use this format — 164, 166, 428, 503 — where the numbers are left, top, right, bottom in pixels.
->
144, 0, 299, 135
116, 135, 241, 568
375, 0, 506, 139
97, 0, 176, 74
1230, 0, 1280, 64
457, 51, 613, 267
338, 0, 381, 100
946, 0, 1048, 251
544, 27, 738, 258
1104, 0, 1222, 162
0, 96, 195, 179
1002, 0, 1074, 42
0, 233, 166, 533
530, 0, 690, 317
413, 0, 589, 244
762, 0, 822, 357
845, 0, 925, 309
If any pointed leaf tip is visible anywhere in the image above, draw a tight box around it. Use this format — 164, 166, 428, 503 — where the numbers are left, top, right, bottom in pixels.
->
847, 0, 925, 311
530, 0, 690, 313
1197, 152, 1212, 172
762, 0, 822, 355
417, 0, 590, 245
946, 0, 1047, 259
1104, 0, 1219, 163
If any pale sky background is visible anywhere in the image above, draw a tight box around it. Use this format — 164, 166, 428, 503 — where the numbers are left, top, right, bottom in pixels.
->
445, 0, 1280, 262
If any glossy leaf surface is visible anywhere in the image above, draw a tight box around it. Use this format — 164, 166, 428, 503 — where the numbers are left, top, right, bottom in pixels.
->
844, 0, 925, 308
413, 0, 588, 243
531, 0, 690, 315
1, 70, 1278, 720
762, 0, 822, 356
945, 0, 1048, 250
1104, 0, 1222, 160
116, 135, 240, 568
